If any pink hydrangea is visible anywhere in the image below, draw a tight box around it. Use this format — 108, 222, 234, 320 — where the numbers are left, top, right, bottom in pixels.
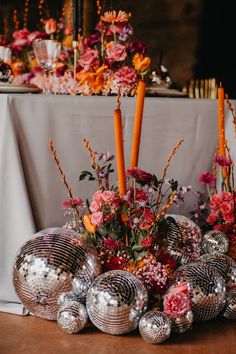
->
114, 66, 137, 85
199, 172, 216, 185
106, 41, 127, 62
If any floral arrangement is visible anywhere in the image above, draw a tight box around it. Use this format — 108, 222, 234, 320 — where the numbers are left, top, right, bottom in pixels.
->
1, 10, 150, 95
191, 96, 236, 260
48, 137, 193, 305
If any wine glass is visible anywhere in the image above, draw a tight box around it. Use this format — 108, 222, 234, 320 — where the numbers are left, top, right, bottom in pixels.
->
33, 39, 61, 94
0, 46, 12, 63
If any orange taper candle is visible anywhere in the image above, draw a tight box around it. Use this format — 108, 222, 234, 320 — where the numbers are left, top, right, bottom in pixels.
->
218, 83, 227, 178
114, 105, 126, 196
130, 79, 146, 169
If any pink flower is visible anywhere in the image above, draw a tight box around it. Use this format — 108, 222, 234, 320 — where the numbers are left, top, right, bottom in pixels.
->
27, 31, 47, 44
61, 197, 84, 209
106, 42, 127, 62
221, 191, 233, 202
163, 282, 191, 319
210, 194, 222, 210
92, 190, 104, 205
199, 172, 216, 185
89, 200, 100, 213
207, 213, 219, 224
45, 19, 57, 35
91, 211, 103, 226
136, 189, 148, 203
214, 154, 232, 167
114, 66, 137, 85
140, 209, 155, 230
13, 29, 30, 40
220, 201, 233, 216
12, 38, 28, 48
78, 49, 99, 71
102, 190, 116, 203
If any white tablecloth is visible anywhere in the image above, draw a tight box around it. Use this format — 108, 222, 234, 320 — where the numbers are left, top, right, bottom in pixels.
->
0, 94, 234, 313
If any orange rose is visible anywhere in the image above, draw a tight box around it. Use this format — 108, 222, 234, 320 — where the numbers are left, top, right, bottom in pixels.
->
83, 214, 97, 233
45, 19, 57, 35
132, 53, 151, 72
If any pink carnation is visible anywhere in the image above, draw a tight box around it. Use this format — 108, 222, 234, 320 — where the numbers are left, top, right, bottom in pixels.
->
222, 211, 234, 223
220, 201, 233, 216
91, 211, 103, 226
214, 154, 232, 167
199, 172, 216, 185
114, 66, 137, 85
221, 191, 233, 202
210, 194, 222, 210
78, 49, 99, 71
106, 41, 127, 62
61, 197, 84, 209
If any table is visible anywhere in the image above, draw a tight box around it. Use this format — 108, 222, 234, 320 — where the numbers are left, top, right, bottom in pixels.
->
0, 94, 235, 313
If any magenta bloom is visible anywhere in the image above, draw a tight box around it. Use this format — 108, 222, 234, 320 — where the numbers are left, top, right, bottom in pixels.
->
61, 197, 84, 209
199, 172, 216, 185
214, 154, 232, 167
86, 33, 101, 47
129, 40, 147, 55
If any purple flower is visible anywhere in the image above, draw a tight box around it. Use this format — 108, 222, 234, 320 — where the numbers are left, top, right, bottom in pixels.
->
129, 40, 147, 55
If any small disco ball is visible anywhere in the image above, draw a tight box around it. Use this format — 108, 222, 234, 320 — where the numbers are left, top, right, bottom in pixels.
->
166, 214, 202, 265
201, 230, 229, 255
199, 253, 236, 289
171, 310, 193, 334
12, 227, 101, 320
57, 301, 88, 334
58, 290, 85, 306
171, 261, 226, 322
86, 270, 148, 335
222, 288, 236, 320
139, 311, 172, 344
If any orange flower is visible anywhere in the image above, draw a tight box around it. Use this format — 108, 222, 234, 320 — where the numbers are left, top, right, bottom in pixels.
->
121, 213, 128, 222
12, 61, 24, 76
101, 10, 131, 23
76, 71, 95, 85
62, 35, 72, 48
132, 53, 151, 72
83, 214, 97, 233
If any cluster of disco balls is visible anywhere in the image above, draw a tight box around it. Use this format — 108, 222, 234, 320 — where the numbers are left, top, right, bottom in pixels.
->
12, 219, 236, 345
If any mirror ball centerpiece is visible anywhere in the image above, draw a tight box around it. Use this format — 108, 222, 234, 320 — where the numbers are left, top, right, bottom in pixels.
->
12, 227, 101, 320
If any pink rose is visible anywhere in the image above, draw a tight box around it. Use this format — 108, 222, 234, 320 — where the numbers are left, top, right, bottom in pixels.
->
221, 191, 233, 202
102, 190, 116, 203
207, 213, 219, 224
167, 282, 189, 297
13, 29, 30, 40
114, 66, 137, 85
91, 211, 103, 226
222, 211, 234, 223
28, 31, 47, 44
220, 202, 233, 215
78, 49, 99, 71
92, 190, 104, 205
89, 200, 100, 213
12, 38, 28, 47
210, 194, 222, 210
106, 41, 127, 62
163, 293, 191, 319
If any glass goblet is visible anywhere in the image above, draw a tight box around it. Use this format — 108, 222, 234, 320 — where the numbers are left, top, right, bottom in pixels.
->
33, 39, 61, 94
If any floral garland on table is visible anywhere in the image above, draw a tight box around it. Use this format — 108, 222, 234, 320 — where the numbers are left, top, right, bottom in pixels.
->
191, 96, 236, 260
48, 137, 195, 307
1, 10, 151, 95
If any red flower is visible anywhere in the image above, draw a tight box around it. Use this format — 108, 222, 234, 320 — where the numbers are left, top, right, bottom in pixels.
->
207, 213, 219, 224
214, 154, 232, 167
126, 168, 153, 185
199, 172, 216, 185
104, 256, 126, 271
141, 236, 152, 248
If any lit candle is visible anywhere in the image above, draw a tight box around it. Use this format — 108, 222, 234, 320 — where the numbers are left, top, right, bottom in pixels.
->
218, 83, 227, 177
73, 0, 78, 42
114, 105, 126, 196
130, 79, 146, 169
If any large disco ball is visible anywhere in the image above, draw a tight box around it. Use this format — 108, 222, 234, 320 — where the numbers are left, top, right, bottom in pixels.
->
199, 253, 236, 289
12, 227, 101, 320
86, 270, 148, 335
201, 230, 229, 255
222, 288, 236, 320
166, 214, 202, 265
139, 311, 172, 344
171, 262, 226, 322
